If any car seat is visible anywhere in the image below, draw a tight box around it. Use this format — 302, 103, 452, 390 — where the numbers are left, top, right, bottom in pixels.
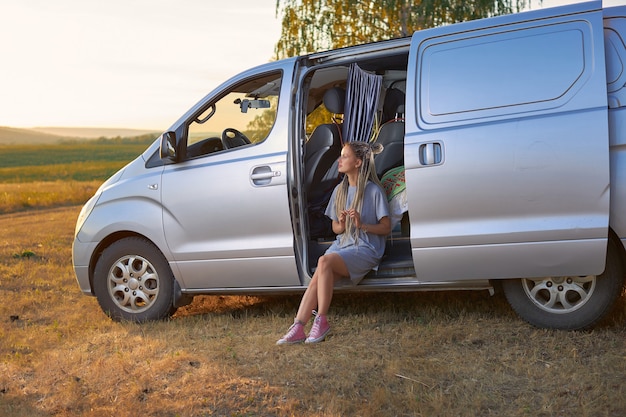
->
305, 87, 345, 239
304, 87, 345, 202
375, 88, 405, 178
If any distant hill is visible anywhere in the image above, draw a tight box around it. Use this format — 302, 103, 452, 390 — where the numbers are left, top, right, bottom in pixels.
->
0, 126, 162, 145
31, 127, 162, 138
0, 126, 65, 145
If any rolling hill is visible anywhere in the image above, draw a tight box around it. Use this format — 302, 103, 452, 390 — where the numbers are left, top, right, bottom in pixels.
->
0, 126, 161, 145
0, 126, 66, 145
31, 126, 161, 138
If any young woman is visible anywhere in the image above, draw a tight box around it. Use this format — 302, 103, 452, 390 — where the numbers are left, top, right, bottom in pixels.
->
277, 141, 391, 344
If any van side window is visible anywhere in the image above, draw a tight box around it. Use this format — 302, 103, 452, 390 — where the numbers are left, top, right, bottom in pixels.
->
417, 21, 593, 127
185, 71, 282, 159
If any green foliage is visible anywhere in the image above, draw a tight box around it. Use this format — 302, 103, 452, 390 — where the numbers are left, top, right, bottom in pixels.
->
305, 104, 335, 136
275, 0, 529, 58
244, 97, 279, 143
13, 250, 37, 259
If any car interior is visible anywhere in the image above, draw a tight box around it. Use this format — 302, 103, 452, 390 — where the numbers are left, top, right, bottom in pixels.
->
302, 51, 415, 281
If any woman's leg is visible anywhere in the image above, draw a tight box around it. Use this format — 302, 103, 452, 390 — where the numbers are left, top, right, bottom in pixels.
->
295, 253, 349, 323
315, 253, 349, 316
278, 254, 348, 344
295, 274, 319, 324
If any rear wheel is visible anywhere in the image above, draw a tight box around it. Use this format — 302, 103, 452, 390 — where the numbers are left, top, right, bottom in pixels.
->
502, 236, 625, 330
93, 237, 177, 322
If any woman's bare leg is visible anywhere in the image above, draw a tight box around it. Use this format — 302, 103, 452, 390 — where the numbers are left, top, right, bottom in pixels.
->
315, 253, 349, 316
295, 275, 319, 324
295, 253, 348, 323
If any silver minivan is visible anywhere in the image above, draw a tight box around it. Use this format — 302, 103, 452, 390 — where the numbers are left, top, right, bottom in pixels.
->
73, 1, 626, 329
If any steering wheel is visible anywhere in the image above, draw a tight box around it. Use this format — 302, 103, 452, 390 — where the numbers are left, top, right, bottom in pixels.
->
221, 128, 251, 149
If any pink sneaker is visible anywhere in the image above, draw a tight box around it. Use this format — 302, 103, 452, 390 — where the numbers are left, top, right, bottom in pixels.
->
276, 320, 306, 345
306, 314, 330, 343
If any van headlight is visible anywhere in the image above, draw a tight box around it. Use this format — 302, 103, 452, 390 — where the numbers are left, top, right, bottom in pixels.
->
74, 167, 125, 238
74, 194, 99, 237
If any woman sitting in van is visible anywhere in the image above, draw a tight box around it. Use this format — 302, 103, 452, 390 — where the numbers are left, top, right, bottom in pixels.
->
277, 141, 391, 344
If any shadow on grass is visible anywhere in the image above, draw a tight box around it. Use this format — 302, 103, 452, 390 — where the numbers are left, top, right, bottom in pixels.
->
176, 290, 514, 321
175, 288, 626, 329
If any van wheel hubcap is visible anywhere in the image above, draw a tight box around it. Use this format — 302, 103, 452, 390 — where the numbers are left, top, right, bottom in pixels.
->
521, 275, 596, 314
107, 255, 160, 313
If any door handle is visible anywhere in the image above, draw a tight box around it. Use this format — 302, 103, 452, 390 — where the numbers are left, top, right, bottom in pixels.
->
419, 142, 443, 166
250, 165, 281, 186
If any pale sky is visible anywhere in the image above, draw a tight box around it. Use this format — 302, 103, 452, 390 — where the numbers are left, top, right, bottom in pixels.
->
0, 0, 622, 130
0, 0, 283, 130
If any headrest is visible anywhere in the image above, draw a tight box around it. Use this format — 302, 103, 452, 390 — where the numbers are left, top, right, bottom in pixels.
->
382, 88, 405, 122
323, 87, 346, 114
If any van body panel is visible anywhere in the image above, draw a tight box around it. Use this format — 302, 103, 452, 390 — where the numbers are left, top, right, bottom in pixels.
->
404, 2, 610, 281
75, 156, 168, 253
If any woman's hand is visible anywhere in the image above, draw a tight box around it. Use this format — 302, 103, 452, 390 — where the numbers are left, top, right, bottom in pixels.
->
338, 210, 347, 225
345, 209, 362, 229
333, 210, 348, 234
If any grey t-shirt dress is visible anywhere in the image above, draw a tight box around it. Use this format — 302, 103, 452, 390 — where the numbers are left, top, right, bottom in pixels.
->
324, 181, 390, 283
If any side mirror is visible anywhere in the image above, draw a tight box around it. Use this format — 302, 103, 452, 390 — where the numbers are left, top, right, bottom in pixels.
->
160, 131, 177, 160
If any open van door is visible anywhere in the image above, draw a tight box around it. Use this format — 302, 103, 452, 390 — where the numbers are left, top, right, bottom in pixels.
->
404, 2, 610, 282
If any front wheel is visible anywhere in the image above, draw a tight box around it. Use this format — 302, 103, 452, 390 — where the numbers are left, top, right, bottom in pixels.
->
93, 237, 177, 322
502, 236, 625, 330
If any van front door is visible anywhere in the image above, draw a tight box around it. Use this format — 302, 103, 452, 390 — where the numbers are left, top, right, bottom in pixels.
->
404, 3, 610, 281
161, 69, 299, 289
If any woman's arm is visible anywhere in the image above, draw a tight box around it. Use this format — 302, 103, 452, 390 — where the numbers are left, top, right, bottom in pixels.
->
358, 215, 391, 236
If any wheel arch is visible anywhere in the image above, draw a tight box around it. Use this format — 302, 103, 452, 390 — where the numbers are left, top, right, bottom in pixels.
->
88, 231, 167, 295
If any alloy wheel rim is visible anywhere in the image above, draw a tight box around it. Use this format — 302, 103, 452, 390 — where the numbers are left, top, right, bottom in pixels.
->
521, 275, 596, 314
107, 255, 160, 313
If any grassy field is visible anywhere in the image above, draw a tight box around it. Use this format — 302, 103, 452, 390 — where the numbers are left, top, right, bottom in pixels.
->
1, 206, 625, 416
0, 141, 150, 213
0, 143, 150, 168
1, 142, 626, 416
0, 142, 150, 180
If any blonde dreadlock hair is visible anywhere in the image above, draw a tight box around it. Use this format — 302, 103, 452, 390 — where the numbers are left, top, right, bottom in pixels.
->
335, 141, 384, 245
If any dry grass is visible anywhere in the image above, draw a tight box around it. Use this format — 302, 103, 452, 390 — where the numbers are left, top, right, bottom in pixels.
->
1, 206, 625, 417
0, 181, 100, 214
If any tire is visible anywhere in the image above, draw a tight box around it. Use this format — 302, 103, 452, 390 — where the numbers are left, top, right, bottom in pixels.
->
93, 237, 177, 322
502, 235, 625, 330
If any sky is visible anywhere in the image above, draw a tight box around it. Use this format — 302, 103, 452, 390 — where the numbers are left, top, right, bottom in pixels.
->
0, 0, 623, 130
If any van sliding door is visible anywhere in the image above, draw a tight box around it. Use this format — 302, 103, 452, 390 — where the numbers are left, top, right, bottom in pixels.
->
404, 2, 610, 281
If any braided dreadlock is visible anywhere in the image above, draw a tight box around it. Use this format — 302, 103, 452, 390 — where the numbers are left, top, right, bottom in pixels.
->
334, 141, 384, 245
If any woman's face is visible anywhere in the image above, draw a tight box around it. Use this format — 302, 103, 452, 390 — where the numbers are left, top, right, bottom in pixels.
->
338, 144, 361, 175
